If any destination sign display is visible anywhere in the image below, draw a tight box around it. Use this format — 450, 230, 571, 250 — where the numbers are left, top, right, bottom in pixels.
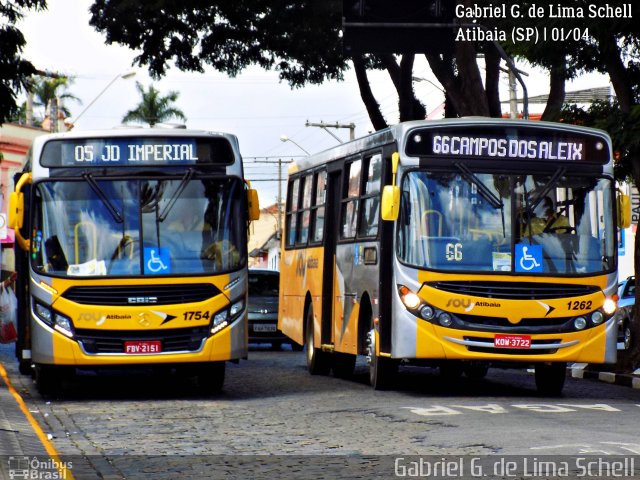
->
41, 136, 235, 167
405, 126, 609, 163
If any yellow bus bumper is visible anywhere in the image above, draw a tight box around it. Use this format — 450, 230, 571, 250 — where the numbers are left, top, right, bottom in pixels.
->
30, 315, 247, 366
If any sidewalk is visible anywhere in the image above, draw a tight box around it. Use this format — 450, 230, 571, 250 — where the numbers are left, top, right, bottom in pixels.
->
571, 362, 640, 389
0, 343, 51, 466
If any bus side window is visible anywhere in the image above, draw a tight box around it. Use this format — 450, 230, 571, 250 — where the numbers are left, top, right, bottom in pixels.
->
358, 154, 381, 237
297, 174, 312, 245
310, 170, 327, 243
341, 159, 361, 239
286, 178, 300, 248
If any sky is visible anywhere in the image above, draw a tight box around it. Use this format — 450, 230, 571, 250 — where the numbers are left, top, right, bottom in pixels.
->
17, 0, 610, 206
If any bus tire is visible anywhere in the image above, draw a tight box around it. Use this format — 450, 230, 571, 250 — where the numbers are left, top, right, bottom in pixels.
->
367, 329, 397, 390
622, 320, 632, 350
19, 360, 33, 376
34, 364, 65, 397
305, 303, 330, 375
195, 362, 225, 394
332, 352, 356, 379
439, 361, 464, 378
534, 362, 566, 396
463, 362, 489, 380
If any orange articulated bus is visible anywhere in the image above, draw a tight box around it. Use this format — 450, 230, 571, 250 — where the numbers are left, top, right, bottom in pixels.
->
278, 118, 630, 394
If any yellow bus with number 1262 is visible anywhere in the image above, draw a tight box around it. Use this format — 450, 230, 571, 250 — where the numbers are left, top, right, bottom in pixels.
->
278, 118, 630, 395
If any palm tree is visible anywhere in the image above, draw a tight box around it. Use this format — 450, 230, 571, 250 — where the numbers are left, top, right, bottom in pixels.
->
31, 76, 81, 121
122, 82, 187, 127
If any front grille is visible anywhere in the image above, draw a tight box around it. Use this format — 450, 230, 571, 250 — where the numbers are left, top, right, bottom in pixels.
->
426, 281, 599, 300
62, 284, 221, 306
75, 326, 210, 354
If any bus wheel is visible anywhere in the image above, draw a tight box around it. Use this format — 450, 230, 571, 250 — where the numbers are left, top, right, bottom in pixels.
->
195, 362, 225, 394
463, 362, 489, 380
622, 321, 632, 350
534, 362, 566, 396
439, 361, 464, 378
332, 352, 356, 379
34, 364, 65, 397
19, 360, 33, 376
305, 304, 330, 375
290, 342, 304, 352
366, 329, 397, 390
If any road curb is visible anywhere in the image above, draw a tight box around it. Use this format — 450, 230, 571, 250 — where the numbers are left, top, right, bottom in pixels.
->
571, 363, 640, 389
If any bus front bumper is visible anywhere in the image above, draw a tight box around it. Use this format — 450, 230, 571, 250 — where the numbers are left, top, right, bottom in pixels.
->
29, 314, 247, 366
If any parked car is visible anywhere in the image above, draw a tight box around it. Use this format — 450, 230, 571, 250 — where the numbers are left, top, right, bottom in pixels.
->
616, 275, 635, 350
248, 269, 300, 350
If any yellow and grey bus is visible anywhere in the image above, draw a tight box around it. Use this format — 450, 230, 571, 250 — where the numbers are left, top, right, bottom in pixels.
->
9, 128, 259, 394
278, 118, 630, 394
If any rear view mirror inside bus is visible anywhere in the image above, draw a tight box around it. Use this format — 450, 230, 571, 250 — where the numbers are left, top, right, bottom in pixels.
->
381, 185, 400, 221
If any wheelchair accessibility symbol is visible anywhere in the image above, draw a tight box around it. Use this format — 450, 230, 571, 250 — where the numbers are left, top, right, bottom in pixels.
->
144, 247, 171, 274
515, 244, 542, 273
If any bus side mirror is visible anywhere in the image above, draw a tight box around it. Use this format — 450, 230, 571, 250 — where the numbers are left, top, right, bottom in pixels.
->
247, 188, 260, 221
617, 193, 631, 229
8, 191, 24, 229
381, 185, 400, 221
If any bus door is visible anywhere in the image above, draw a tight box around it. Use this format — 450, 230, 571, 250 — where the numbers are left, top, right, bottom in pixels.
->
321, 168, 342, 346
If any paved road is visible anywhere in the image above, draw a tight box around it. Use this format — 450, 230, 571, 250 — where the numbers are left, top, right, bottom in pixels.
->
1, 343, 640, 479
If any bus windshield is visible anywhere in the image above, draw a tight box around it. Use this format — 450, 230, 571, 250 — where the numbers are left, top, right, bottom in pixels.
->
32, 176, 246, 277
397, 169, 615, 275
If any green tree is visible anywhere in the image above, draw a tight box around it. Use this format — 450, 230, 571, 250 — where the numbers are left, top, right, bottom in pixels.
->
0, 0, 47, 125
560, 101, 640, 370
89, 0, 433, 128
121, 82, 186, 127
30, 75, 81, 120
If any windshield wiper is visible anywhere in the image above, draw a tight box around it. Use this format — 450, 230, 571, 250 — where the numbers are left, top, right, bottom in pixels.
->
158, 168, 194, 222
454, 162, 506, 238
82, 173, 124, 224
454, 162, 503, 209
526, 167, 567, 216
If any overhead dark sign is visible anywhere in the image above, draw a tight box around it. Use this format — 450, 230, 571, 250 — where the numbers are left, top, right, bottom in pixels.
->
40, 137, 235, 167
342, 0, 455, 54
405, 126, 610, 163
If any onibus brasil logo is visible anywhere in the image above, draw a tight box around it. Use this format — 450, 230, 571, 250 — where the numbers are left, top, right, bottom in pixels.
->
8, 456, 72, 479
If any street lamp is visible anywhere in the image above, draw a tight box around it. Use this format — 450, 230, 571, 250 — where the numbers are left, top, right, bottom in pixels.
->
412, 76, 444, 92
67, 71, 136, 129
280, 135, 310, 156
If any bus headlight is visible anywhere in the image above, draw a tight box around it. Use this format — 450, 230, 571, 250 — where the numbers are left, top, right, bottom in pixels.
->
210, 299, 245, 334
602, 298, 616, 316
439, 313, 453, 327
591, 311, 604, 325
34, 302, 53, 326
54, 314, 74, 338
399, 287, 421, 310
211, 310, 229, 334
574, 317, 587, 330
420, 305, 436, 320
230, 299, 244, 318
34, 301, 74, 338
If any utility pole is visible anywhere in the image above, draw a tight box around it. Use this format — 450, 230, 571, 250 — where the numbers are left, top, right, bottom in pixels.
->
509, 70, 518, 119
305, 120, 356, 142
252, 158, 292, 239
